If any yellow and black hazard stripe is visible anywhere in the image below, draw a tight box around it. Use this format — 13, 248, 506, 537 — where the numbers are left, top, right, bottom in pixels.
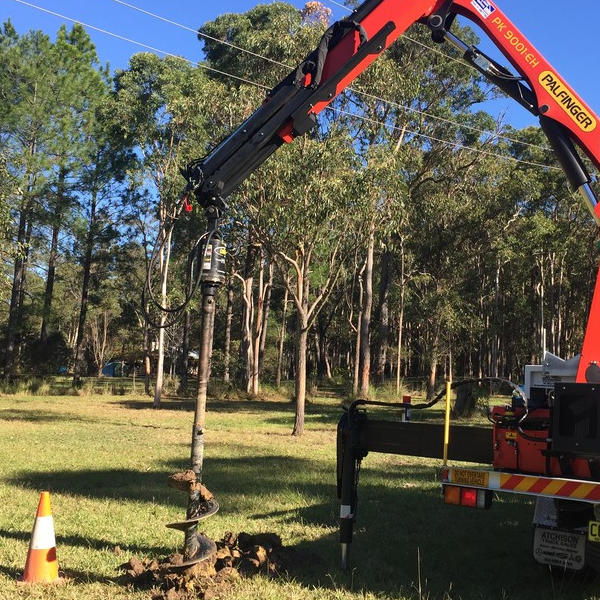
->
444, 468, 600, 502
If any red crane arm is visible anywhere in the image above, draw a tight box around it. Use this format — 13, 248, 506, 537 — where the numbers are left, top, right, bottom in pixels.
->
297, 0, 600, 223
184, 0, 600, 382
453, 0, 599, 172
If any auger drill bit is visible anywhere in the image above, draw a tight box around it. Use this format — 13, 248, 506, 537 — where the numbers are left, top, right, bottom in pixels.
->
166, 471, 219, 566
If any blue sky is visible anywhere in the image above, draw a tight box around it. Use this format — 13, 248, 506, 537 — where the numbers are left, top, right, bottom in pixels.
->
3, 0, 599, 131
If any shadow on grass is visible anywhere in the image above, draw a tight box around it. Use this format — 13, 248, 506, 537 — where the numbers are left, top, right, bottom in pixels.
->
0, 563, 123, 586
9, 468, 180, 507
0, 407, 183, 431
0, 529, 171, 559
9, 455, 331, 507
7, 455, 599, 599
114, 397, 343, 419
114, 398, 196, 411
0, 565, 21, 580
0, 409, 93, 424
269, 481, 597, 600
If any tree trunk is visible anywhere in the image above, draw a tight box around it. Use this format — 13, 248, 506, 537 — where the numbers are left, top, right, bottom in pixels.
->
251, 255, 266, 396
396, 305, 404, 395
359, 223, 375, 397
491, 259, 501, 378
40, 168, 67, 345
352, 277, 364, 396
154, 320, 166, 407
276, 284, 289, 388
223, 280, 234, 383
5, 136, 37, 378
5, 209, 28, 378
179, 308, 191, 394
143, 312, 152, 395
374, 248, 392, 385
293, 310, 309, 436
73, 191, 97, 385
15, 219, 33, 364
239, 242, 258, 391
91, 311, 110, 376
154, 227, 173, 409
40, 221, 60, 345
396, 245, 405, 394
317, 330, 331, 380
259, 263, 274, 372
537, 257, 546, 361
426, 323, 441, 400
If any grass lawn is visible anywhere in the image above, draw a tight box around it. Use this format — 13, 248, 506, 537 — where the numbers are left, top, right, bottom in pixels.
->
0, 391, 599, 600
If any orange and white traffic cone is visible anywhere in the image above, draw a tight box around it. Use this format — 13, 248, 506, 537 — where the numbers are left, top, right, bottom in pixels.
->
20, 491, 60, 583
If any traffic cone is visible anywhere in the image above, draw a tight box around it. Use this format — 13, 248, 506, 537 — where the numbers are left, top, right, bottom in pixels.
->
21, 491, 60, 583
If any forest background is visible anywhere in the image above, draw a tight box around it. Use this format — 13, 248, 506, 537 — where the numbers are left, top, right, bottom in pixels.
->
2, 1, 599, 435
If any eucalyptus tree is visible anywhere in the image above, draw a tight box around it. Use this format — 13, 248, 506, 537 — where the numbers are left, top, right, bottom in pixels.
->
112, 54, 215, 406
243, 128, 362, 434
198, 1, 336, 404
500, 128, 600, 371
326, 19, 494, 395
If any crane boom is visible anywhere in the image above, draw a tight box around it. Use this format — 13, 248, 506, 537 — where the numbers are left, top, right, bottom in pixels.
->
185, 0, 600, 221
184, 0, 600, 383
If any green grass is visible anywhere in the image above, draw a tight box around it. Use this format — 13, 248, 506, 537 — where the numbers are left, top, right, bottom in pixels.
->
0, 392, 599, 600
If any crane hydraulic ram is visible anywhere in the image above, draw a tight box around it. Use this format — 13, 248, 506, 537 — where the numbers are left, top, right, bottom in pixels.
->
181, 0, 600, 572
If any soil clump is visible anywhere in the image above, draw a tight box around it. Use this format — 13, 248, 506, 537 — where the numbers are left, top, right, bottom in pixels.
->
119, 532, 285, 600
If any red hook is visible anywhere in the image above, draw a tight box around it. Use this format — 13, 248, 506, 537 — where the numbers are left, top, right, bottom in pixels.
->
182, 194, 193, 213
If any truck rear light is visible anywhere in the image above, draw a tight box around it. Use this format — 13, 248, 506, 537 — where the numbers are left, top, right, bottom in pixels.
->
461, 488, 477, 507
444, 485, 461, 505
444, 486, 492, 509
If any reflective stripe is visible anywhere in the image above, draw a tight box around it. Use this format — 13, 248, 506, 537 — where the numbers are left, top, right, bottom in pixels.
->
448, 468, 600, 502
30, 515, 56, 550
488, 471, 501, 490
542, 479, 567, 496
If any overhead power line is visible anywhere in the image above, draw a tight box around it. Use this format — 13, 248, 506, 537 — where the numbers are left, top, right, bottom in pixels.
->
329, 107, 560, 170
323, 0, 468, 66
11, 0, 558, 171
111, 0, 291, 70
108, 0, 550, 153
11, 0, 270, 89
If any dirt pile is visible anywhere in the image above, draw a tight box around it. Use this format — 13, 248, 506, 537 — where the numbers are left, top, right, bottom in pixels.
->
119, 532, 285, 600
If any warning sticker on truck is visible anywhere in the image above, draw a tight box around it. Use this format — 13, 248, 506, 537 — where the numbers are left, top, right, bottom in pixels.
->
533, 526, 585, 570
451, 469, 488, 487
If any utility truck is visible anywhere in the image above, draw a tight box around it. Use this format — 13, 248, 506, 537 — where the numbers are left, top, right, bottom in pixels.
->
177, 0, 600, 571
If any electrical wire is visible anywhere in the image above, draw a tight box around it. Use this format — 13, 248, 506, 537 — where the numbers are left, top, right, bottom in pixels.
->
14, 0, 550, 153
12, 0, 560, 172
143, 227, 217, 329
11, 0, 270, 89
111, 0, 292, 70
323, 0, 469, 67
329, 107, 560, 170
107, 0, 550, 153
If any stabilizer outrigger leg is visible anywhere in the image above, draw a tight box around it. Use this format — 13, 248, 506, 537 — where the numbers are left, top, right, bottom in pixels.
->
337, 402, 368, 571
